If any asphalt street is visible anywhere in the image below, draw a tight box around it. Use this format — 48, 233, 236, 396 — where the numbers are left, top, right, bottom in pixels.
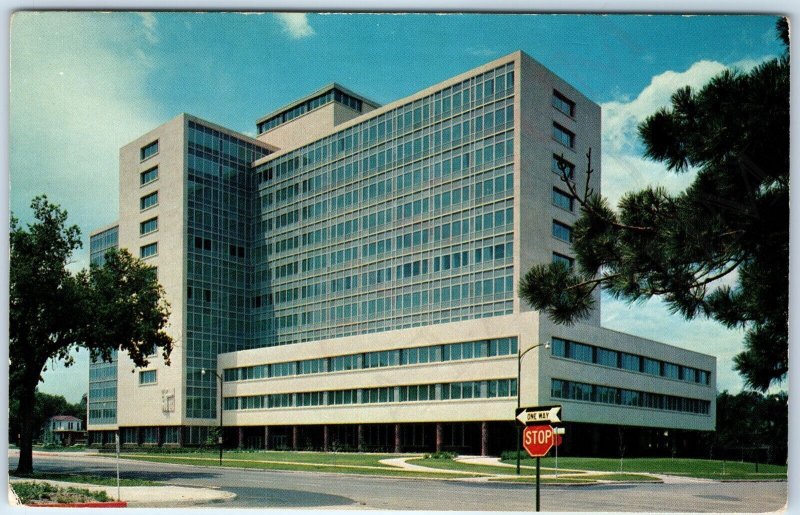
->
8, 453, 788, 512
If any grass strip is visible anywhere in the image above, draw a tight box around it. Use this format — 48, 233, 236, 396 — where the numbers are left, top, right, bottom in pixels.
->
11, 481, 110, 504
10, 471, 158, 487
490, 472, 660, 484
489, 476, 599, 484
129, 450, 412, 467
503, 457, 787, 478
118, 454, 478, 479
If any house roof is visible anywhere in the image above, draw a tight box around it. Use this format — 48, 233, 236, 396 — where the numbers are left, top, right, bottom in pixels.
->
50, 415, 81, 422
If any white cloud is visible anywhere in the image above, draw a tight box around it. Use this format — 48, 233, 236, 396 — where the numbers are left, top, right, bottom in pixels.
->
274, 13, 316, 39
601, 60, 726, 156
137, 12, 159, 44
601, 152, 696, 208
466, 46, 499, 57
599, 55, 775, 207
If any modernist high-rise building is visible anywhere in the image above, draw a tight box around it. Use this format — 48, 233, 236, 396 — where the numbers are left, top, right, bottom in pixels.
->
88, 51, 715, 456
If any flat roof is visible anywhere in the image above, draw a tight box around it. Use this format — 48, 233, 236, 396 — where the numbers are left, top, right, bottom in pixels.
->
251, 51, 522, 168
255, 83, 381, 126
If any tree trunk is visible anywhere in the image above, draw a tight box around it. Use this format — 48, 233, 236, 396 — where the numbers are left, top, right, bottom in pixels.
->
16, 382, 36, 474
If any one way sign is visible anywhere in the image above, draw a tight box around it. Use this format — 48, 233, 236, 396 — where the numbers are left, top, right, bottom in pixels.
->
516, 405, 562, 425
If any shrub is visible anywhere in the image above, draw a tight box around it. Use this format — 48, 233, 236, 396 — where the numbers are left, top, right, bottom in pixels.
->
424, 451, 458, 459
12, 482, 110, 504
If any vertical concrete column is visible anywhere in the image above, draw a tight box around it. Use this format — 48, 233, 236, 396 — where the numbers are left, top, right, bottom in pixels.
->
323, 425, 329, 451
238, 427, 244, 449
156, 427, 162, 447
394, 424, 402, 453
357, 424, 364, 452
178, 426, 184, 447
481, 422, 489, 457
136, 427, 142, 446
292, 426, 299, 450
436, 423, 443, 453
263, 426, 270, 450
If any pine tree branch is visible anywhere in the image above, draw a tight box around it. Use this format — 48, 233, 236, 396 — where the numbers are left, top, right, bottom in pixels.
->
556, 150, 655, 233
564, 273, 622, 293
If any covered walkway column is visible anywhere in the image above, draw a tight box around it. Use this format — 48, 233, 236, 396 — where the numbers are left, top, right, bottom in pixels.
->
292, 426, 299, 450
323, 425, 329, 451
263, 426, 270, 450
481, 422, 489, 456
238, 427, 244, 449
357, 425, 364, 452
435, 423, 443, 453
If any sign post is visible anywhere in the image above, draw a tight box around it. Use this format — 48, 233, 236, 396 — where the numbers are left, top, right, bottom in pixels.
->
553, 426, 565, 478
115, 431, 121, 502
517, 405, 563, 512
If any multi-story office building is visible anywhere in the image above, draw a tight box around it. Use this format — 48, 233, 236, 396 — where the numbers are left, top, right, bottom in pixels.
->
88, 51, 715, 456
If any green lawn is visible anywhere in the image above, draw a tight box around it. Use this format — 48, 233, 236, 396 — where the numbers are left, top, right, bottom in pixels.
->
105, 450, 786, 482
118, 452, 476, 479
32, 445, 89, 453
10, 472, 158, 487
489, 473, 660, 484
130, 449, 415, 466
504, 457, 787, 479
414, 459, 661, 482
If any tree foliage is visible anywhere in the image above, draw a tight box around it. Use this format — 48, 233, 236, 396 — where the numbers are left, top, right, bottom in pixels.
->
519, 19, 789, 391
8, 391, 86, 446
10, 196, 173, 473
706, 390, 788, 463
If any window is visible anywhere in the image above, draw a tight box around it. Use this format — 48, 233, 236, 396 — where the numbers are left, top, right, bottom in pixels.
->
140, 242, 158, 259
140, 191, 158, 210
140, 140, 159, 161
140, 217, 158, 235
552, 155, 575, 178
643, 358, 661, 376
552, 220, 573, 242
552, 123, 575, 148
139, 370, 157, 384
596, 348, 619, 367
568, 342, 593, 363
552, 188, 574, 211
621, 353, 641, 372
552, 252, 574, 268
140, 166, 158, 185
551, 337, 567, 357
552, 90, 576, 117
663, 362, 680, 380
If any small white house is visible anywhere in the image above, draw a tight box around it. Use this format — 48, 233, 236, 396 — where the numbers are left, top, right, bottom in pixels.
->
42, 416, 84, 446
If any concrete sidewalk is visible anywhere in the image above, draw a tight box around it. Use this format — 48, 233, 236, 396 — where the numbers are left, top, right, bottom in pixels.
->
8, 478, 236, 507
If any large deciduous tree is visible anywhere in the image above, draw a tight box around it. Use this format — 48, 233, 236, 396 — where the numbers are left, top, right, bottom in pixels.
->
519, 19, 789, 391
10, 196, 173, 473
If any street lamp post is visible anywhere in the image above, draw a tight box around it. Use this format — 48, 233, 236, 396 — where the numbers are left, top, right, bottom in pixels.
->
201, 369, 224, 466
516, 341, 550, 475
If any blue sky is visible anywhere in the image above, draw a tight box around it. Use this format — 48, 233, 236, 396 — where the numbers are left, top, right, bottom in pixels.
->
8, 12, 785, 402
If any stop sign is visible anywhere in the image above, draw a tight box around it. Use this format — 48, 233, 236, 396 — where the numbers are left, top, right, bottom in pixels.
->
522, 425, 554, 457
